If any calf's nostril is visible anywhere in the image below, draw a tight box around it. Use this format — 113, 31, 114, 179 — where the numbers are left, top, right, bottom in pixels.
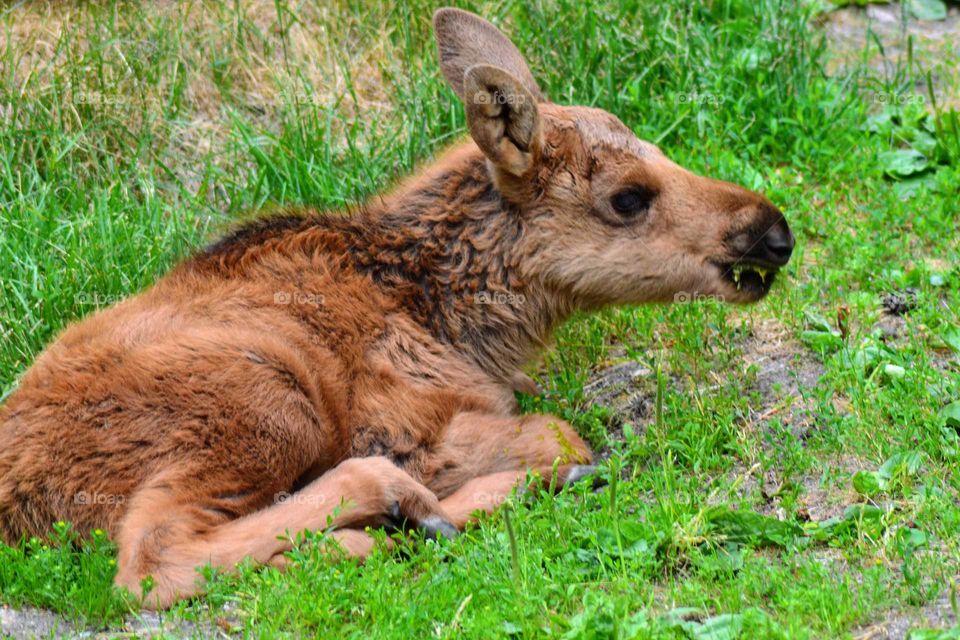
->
762, 222, 794, 264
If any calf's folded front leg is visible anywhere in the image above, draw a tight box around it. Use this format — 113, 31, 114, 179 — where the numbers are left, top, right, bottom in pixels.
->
424, 411, 599, 527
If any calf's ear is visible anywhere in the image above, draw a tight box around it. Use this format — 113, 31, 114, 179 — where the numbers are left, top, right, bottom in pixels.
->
433, 8, 545, 177
462, 64, 541, 176
432, 8, 545, 102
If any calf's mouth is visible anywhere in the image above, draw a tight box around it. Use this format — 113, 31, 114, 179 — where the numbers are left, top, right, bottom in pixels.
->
712, 258, 781, 299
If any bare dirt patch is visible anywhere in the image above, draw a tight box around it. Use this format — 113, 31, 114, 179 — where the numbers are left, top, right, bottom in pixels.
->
580, 316, 829, 454
854, 592, 959, 639
822, 2, 960, 108
738, 317, 826, 441
582, 357, 654, 428
0, 603, 237, 639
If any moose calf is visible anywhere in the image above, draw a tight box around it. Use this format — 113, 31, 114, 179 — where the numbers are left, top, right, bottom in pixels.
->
0, 8, 793, 607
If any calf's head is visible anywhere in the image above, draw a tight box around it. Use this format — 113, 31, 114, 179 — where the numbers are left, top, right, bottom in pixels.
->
433, 8, 794, 307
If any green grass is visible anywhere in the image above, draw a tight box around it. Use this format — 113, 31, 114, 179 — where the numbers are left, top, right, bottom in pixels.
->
1, 0, 959, 637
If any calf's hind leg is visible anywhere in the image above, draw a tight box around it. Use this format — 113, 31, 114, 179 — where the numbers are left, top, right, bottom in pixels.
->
425, 412, 599, 528
115, 456, 452, 609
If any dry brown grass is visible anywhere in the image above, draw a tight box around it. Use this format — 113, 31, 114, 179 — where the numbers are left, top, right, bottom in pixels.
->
0, 0, 426, 193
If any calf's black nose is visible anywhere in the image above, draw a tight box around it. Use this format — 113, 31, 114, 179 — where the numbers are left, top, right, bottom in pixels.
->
762, 220, 795, 265
738, 204, 794, 267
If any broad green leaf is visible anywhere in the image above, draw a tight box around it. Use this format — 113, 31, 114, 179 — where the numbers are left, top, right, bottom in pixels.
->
909, 130, 940, 157
942, 326, 960, 354
906, 625, 960, 639
879, 451, 922, 479
863, 109, 896, 134
801, 330, 843, 352
803, 310, 835, 333
806, 505, 887, 541
883, 363, 906, 379
692, 613, 744, 640
907, 0, 947, 20
880, 149, 929, 178
941, 402, 960, 428
853, 470, 884, 496
831, 0, 891, 6
895, 527, 928, 555
501, 621, 522, 636
893, 173, 938, 199
704, 506, 802, 547
849, 344, 890, 372
597, 527, 650, 559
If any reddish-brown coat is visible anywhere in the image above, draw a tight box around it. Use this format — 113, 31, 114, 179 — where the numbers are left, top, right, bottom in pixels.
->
0, 7, 792, 608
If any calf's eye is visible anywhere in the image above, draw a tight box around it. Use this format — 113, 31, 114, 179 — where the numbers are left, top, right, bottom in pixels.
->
610, 186, 655, 217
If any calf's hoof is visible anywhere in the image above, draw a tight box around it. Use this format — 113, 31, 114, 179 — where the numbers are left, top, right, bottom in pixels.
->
564, 465, 607, 490
387, 500, 458, 540
420, 514, 459, 541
